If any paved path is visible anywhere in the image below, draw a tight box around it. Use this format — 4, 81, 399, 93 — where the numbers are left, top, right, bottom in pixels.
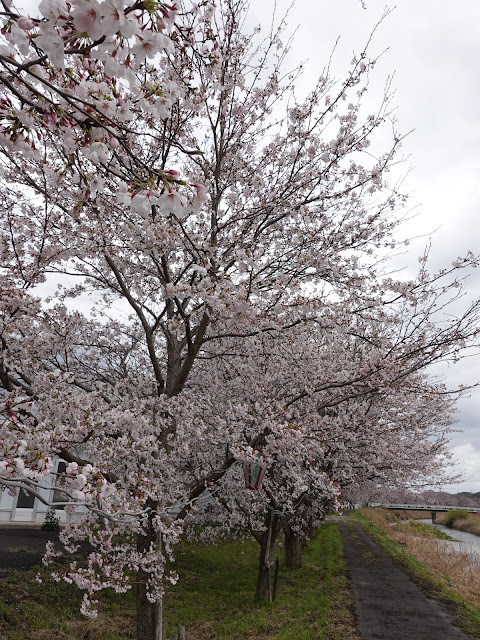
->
0, 526, 60, 571
338, 518, 475, 640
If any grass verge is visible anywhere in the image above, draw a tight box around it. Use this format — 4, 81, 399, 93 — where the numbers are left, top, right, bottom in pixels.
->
165, 522, 361, 639
351, 509, 480, 638
0, 522, 360, 640
0, 565, 136, 640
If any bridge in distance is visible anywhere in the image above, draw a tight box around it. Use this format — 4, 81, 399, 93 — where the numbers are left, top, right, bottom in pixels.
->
370, 503, 480, 523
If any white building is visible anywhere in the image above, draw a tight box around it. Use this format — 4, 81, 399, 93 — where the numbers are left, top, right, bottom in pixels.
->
0, 459, 82, 524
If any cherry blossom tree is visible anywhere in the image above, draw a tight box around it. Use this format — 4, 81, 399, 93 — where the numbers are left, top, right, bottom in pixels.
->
178, 300, 475, 598
0, 0, 219, 636
1, 0, 480, 635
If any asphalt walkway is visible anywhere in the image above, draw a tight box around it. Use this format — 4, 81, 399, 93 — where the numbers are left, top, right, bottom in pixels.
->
0, 525, 59, 571
338, 517, 475, 640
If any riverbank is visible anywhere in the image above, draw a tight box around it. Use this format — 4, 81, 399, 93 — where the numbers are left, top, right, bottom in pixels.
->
418, 520, 480, 568
353, 508, 480, 637
435, 510, 480, 537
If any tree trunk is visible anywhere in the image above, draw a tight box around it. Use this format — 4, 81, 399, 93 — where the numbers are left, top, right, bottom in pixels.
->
284, 526, 303, 568
254, 509, 279, 603
255, 539, 272, 603
137, 566, 157, 640
136, 500, 164, 640
305, 525, 317, 543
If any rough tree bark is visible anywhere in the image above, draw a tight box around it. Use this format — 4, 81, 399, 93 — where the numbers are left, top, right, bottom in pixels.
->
136, 500, 164, 640
283, 525, 303, 568
255, 509, 280, 603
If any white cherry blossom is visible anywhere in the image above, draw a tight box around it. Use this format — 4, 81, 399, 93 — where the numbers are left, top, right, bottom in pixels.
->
35, 26, 65, 69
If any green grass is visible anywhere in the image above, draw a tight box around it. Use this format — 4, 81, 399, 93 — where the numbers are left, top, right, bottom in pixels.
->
350, 511, 480, 638
396, 519, 453, 539
0, 523, 360, 640
443, 509, 470, 527
165, 523, 359, 639
0, 566, 136, 640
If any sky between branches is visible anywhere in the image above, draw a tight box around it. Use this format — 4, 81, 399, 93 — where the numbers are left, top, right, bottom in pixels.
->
248, 0, 480, 492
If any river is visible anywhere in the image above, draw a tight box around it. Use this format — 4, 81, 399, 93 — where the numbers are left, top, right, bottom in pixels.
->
419, 519, 480, 565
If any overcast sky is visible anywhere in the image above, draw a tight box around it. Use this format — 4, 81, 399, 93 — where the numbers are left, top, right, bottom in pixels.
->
250, 0, 480, 492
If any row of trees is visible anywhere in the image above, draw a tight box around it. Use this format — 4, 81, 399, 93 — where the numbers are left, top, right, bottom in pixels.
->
1, 1, 479, 638
364, 488, 480, 508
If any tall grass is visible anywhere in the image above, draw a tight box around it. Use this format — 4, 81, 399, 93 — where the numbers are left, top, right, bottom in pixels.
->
442, 509, 469, 527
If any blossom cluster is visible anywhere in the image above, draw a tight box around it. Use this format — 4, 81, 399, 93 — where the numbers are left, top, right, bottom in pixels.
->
3, 0, 178, 71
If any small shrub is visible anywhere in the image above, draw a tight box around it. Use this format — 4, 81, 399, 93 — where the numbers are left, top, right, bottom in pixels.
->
443, 509, 469, 527
41, 507, 60, 532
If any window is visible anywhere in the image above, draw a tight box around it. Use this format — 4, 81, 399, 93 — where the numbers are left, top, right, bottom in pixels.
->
52, 461, 67, 510
16, 488, 35, 509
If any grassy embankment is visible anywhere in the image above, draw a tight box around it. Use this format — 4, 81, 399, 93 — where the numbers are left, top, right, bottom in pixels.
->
352, 508, 480, 638
436, 509, 480, 536
0, 522, 361, 640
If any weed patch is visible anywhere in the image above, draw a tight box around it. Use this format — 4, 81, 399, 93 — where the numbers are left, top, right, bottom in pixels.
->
395, 520, 453, 539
